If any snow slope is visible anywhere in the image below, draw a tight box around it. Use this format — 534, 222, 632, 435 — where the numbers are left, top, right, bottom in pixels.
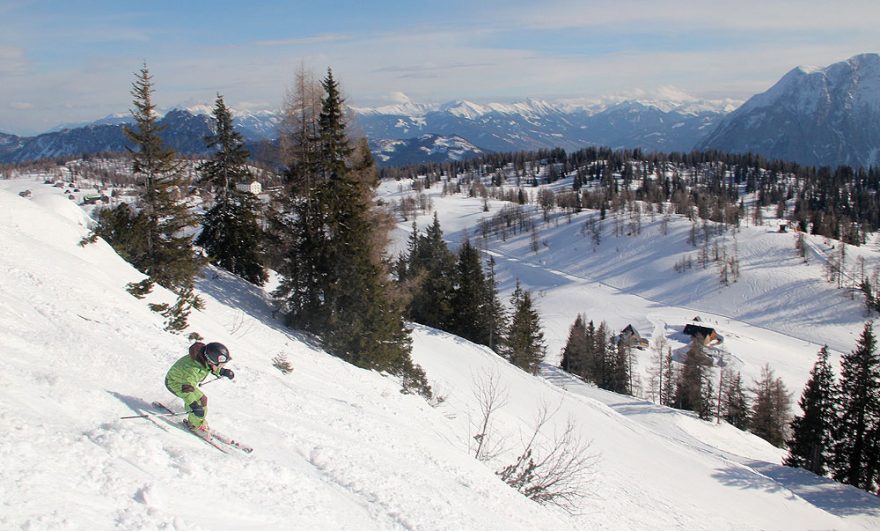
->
1, 176, 879, 530
380, 176, 879, 402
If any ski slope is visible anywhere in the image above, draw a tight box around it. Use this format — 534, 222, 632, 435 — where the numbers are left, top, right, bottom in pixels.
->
1, 176, 879, 530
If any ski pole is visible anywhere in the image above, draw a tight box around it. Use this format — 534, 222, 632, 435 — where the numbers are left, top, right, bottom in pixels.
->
120, 411, 187, 420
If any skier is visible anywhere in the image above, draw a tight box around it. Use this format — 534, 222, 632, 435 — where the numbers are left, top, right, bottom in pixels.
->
164, 341, 234, 438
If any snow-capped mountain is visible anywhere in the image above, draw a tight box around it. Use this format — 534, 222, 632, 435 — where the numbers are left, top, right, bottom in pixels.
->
353, 97, 730, 154
0, 110, 215, 163
1, 97, 731, 166
698, 53, 880, 168
370, 134, 485, 166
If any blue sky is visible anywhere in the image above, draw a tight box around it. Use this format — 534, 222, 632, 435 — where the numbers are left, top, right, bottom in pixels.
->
1, 0, 878, 135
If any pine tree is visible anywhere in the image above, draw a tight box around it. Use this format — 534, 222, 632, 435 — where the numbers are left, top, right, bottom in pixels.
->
196, 94, 267, 285
408, 213, 456, 329
592, 321, 611, 387
273, 67, 329, 332
674, 338, 714, 418
560, 314, 588, 377
483, 256, 508, 354
607, 341, 631, 394
450, 237, 491, 346
276, 68, 429, 397
661, 348, 676, 407
785, 346, 837, 475
506, 281, 546, 375
124, 64, 202, 292
93, 64, 203, 330
720, 369, 750, 430
831, 322, 880, 491
750, 364, 792, 448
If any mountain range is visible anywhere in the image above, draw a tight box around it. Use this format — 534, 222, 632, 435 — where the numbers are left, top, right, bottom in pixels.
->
1, 54, 877, 168
699, 53, 880, 169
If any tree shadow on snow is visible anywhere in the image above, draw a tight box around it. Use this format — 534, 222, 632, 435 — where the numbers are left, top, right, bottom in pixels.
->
713, 459, 880, 517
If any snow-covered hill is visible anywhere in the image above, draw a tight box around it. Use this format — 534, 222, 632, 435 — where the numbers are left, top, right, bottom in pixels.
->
1, 175, 879, 529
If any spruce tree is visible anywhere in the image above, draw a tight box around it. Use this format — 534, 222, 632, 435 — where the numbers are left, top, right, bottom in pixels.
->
482, 256, 508, 354
450, 237, 491, 346
124, 64, 202, 292
276, 68, 429, 397
408, 213, 456, 329
661, 348, 676, 407
560, 314, 588, 377
674, 338, 713, 417
720, 369, 750, 430
506, 281, 546, 375
785, 346, 837, 475
750, 364, 792, 448
592, 321, 611, 387
831, 322, 880, 491
94, 64, 203, 330
273, 67, 328, 332
196, 94, 267, 285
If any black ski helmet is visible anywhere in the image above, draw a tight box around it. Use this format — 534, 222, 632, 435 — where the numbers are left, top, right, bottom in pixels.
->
204, 342, 230, 365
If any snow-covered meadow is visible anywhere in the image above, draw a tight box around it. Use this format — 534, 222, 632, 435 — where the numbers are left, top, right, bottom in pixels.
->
1, 174, 879, 530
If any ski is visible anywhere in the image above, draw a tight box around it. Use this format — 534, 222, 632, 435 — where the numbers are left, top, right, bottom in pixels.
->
152, 401, 253, 454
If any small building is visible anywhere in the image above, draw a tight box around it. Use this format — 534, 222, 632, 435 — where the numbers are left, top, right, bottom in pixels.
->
236, 181, 262, 195
683, 324, 718, 345
618, 324, 649, 350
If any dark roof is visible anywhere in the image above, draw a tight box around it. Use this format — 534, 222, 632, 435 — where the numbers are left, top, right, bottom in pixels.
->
683, 324, 716, 337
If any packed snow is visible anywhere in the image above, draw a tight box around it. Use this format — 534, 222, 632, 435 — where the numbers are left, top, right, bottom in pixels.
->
1, 174, 879, 530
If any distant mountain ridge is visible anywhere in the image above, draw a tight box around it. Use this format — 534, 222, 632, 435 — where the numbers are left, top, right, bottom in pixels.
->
3, 54, 878, 168
353, 97, 732, 155
698, 53, 880, 168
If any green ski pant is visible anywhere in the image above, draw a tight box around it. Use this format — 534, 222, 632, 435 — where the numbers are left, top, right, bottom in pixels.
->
166, 382, 209, 428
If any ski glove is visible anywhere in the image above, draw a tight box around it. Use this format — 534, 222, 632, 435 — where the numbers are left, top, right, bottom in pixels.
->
219, 368, 235, 380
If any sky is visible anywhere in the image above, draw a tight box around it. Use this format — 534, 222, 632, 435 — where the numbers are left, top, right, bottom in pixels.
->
1, 0, 878, 135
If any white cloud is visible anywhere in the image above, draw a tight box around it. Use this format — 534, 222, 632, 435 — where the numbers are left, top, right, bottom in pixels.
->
0, 46, 28, 75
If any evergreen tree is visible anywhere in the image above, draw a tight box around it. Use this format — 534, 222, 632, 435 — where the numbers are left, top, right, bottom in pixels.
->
482, 256, 508, 354
785, 346, 837, 475
661, 348, 676, 408
674, 338, 714, 418
506, 281, 546, 375
196, 94, 267, 285
93, 64, 203, 330
592, 321, 611, 387
276, 68, 429, 396
119, 64, 202, 293
273, 67, 329, 332
720, 369, 750, 430
607, 341, 631, 394
408, 213, 457, 329
831, 322, 880, 491
560, 314, 588, 377
450, 238, 491, 346
750, 364, 792, 448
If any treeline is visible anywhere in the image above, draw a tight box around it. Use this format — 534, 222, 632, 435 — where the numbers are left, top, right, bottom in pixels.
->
381, 146, 880, 246
785, 323, 880, 494
88, 64, 431, 397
